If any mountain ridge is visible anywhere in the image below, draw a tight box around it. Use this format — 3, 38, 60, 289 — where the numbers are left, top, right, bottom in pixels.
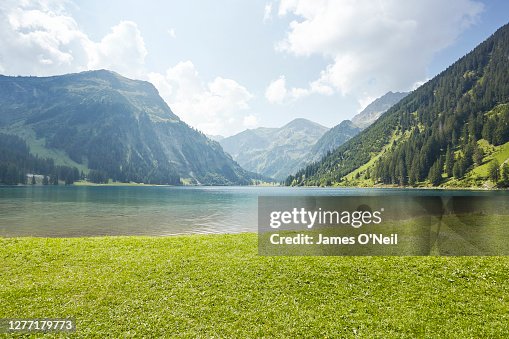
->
309, 91, 408, 162
0, 70, 260, 185
286, 22, 509, 188
351, 91, 408, 128
220, 118, 328, 180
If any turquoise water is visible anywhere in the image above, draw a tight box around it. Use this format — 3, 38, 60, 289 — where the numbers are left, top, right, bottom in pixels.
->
0, 186, 506, 237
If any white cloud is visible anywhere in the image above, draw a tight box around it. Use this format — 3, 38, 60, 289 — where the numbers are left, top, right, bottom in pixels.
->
148, 61, 253, 136
265, 76, 288, 103
0, 0, 147, 78
276, 0, 484, 106
243, 114, 259, 128
0, 0, 254, 136
167, 28, 176, 38
0, 0, 89, 75
88, 21, 147, 78
265, 74, 332, 104
263, 3, 273, 23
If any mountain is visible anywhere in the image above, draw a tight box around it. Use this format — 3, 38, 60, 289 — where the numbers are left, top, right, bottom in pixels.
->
0, 70, 259, 185
309, 92, 407, 162
287, 22, 509, 188
308, 120, 361, 162
220, 92, 406, 179
206, 134, 225, 142
351, 91, 409, 128
220, 118, 328, 180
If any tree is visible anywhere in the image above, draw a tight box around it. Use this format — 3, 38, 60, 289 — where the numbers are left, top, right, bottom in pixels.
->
473, 145, 484, 166
42, 175, 49, 185
409, 157, 420, 186
65, 174, 73, 185
428, 160, 442, 186
488, 159, 500, 182
31, 175, 36, 185
501, 163, 509, 187
445, 146, 454, 177
463, 141, 475, 170
51, 174, 59, 185
453, 157, 464, 179
88, 169, 108, 184
482, 118, 495, 142
493, 120, 509, 145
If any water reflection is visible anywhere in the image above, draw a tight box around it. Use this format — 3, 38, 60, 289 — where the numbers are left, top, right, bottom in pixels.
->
0, 186, 506, 237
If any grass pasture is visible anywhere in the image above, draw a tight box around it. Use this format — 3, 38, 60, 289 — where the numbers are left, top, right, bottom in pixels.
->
1, 234, 509, 337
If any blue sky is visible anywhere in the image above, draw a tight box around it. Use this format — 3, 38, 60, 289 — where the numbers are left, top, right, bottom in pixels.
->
0, 0, 508, 136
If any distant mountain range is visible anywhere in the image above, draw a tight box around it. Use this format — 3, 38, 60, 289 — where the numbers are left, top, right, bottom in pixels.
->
287, 22, 509, 188
7, 18, 505, 189
220, 118, 328, 180
220, 92, 407, 180
0, 70, 260, 185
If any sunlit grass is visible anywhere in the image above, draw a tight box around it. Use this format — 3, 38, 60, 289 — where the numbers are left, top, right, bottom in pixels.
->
1, 234, 509, 337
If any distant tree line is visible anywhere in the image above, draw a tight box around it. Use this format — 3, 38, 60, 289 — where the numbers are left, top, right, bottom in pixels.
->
0, 133, 80, 185
44, 113, 181, 185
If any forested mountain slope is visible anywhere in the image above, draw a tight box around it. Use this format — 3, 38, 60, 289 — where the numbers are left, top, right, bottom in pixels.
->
309, 92, 407, 162
287, 23, 509, 188
0, 70, 258, 185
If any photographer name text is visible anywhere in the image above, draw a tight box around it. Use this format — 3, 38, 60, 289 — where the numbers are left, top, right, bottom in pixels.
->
269, 233, 398, 245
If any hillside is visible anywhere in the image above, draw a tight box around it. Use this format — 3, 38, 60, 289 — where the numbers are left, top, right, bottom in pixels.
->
351, 91, 409, 128
0, 70, 257, 185
308, 120, 361, 162
220, 118, 328, 180
309, 92, 407, 162
287, 22, 509, 188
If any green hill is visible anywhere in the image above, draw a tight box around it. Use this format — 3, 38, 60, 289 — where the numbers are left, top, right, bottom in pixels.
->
308, 92, 407, 164
0, 70, 259, 185
287, 22, 509, 188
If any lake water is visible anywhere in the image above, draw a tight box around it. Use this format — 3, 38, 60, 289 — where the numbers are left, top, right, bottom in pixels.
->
0, 186, 507, 237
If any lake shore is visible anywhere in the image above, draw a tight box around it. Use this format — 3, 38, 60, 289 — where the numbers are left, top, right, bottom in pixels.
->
1, 233, 508, 337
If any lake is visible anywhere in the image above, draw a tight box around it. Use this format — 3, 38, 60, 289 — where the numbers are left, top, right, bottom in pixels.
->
0, 185, 507, 237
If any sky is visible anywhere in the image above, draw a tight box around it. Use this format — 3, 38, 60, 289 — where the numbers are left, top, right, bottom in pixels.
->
0, 0, 508, 136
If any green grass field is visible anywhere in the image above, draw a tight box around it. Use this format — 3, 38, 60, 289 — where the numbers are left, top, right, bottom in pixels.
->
1, 234, 509, 337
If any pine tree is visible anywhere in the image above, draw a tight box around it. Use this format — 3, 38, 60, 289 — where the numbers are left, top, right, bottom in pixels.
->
482, 118, 495, 142
501, 163, 509, 187
428, 160, 442, 186
453, 157, 463, 179
463, 140, 475, 170
451, 130, 458, 147
31, 175, 36, 185
65, 174, 73, 185
409, 157, 420, 186
473, 145, 484, 166
51, 174, 59, 185
445, 146, 454, 177
488, 159, 500, 182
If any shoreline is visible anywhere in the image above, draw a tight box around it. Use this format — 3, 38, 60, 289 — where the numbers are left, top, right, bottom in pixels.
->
1, 182, 507, 190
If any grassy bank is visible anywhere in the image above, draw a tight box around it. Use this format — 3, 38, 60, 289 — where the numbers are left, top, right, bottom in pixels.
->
1, 234, 509, 337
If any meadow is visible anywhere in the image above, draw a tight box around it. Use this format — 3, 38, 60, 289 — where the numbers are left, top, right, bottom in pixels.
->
1, 234, 509, 337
